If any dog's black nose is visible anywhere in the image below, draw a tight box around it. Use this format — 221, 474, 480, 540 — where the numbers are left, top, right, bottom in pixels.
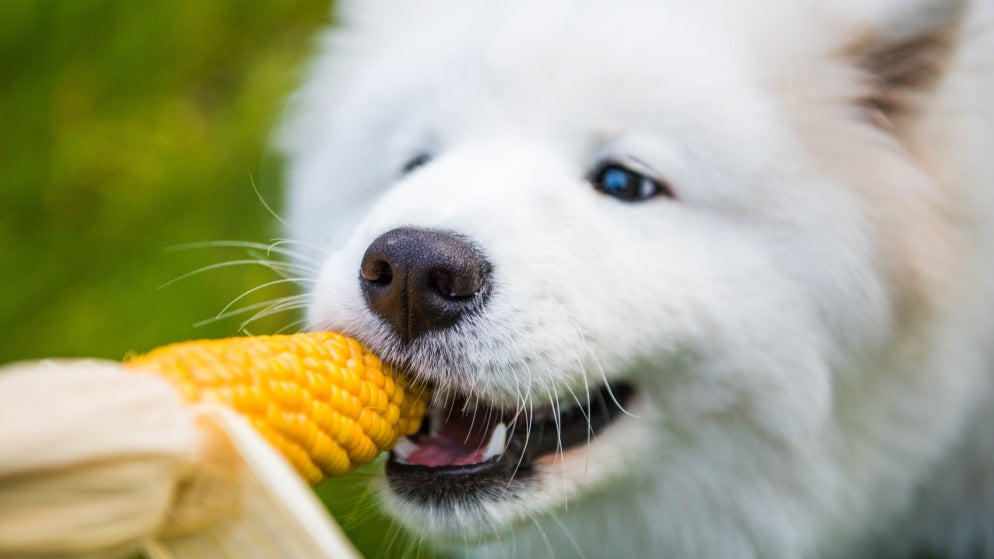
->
360, 227, 491, 343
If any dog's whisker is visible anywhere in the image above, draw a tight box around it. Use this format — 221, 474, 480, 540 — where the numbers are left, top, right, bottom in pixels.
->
237, 297, 310, 331
444, 392, 459, 425
485, 511, 512, 559
159, 258, 313, 290
566, 318, 599, 483
504, 383, 526, 457
496, 384, 531, 496
480, 401, 497, 451
564, 384, 591, 435
506, 388, 535, 490
497, 514, 517, 559
464, 393, 480, 446
561, 381, 595, 483
267, 236, 333, 259
272, 317, 309, 335
583, 349, 639, 420
165, 239, 323, 268
545, 384, 569, 509
380, 514, 409, 559
529, 514, 557, 559
247, 175, 318, 243
193, 294, 309, 327
215, 277, 314, 319
240, 250, 319, 281
601, 379, 639, 419
549, 511, 589, 559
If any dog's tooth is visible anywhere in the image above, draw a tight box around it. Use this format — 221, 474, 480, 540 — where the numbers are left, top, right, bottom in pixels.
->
482, 423, 507, 461
429, 405, 445, 436
393, 436, 418, 463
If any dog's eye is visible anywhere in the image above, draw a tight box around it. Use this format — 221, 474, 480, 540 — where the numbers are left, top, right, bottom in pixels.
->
591, 162, 672, 202
401, 153, 432, 175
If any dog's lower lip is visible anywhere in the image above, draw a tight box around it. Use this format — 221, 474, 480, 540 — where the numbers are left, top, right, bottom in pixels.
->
386, 382, 635, 481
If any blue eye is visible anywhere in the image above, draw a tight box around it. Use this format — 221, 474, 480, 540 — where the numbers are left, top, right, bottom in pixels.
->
591, 162, 671, 202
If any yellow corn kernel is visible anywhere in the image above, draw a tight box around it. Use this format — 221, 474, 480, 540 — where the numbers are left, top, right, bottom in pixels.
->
125, 332, 429, 485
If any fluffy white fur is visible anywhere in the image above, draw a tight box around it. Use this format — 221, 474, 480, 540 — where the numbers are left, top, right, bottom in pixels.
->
279, 0, 994, 557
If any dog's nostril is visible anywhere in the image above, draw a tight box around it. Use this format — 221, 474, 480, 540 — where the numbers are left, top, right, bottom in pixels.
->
359, 227, 492, 344
430, 270, 455, 298
430, 268, 484, 300
364, 260, 393, 286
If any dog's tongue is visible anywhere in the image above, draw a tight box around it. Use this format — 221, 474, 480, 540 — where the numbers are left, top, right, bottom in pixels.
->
402, 405, 506, 467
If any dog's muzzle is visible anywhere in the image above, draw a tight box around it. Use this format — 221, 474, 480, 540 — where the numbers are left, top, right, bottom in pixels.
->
360, 227, 492, 344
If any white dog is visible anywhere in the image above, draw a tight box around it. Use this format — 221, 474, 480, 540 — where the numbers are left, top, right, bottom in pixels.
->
279, 0, 994, 557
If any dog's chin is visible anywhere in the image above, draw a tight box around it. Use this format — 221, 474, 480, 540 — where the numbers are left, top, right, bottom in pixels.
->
375, 370, 642, 542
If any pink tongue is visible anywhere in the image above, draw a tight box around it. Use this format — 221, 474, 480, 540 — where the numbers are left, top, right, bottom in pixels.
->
406, 438, 487, 467
405, 411, 495, 467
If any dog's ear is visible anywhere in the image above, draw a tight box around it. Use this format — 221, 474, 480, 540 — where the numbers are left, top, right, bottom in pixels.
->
845, 0, 967, 129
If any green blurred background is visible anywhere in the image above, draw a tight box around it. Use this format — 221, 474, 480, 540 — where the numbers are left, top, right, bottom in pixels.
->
0, 2, 439, 557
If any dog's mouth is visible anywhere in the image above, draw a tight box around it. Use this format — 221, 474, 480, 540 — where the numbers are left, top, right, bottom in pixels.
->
385, 381, 635, 498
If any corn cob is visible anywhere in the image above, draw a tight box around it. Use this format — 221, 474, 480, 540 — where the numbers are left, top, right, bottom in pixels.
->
125, 332, 429, 484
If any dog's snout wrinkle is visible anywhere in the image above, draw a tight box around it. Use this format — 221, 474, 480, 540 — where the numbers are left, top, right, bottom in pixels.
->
360, 227, 491, 343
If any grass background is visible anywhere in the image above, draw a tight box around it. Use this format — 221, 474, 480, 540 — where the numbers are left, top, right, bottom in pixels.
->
0, 2, 439, 557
